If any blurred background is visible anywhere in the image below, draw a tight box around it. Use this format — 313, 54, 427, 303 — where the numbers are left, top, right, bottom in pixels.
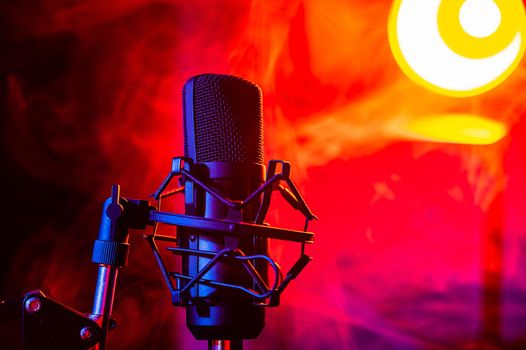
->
1, 0, 526, 349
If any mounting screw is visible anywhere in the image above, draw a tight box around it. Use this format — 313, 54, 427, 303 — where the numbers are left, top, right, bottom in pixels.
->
109, 318, 117, 330
190, 235, 197, 242
24, 297, 42, 314
80, 326, 93, 341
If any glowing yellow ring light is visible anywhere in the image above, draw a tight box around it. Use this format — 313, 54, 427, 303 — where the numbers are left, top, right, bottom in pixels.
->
388, 0, 526, 97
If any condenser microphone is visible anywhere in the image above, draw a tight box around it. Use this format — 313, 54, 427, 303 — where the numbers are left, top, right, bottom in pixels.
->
181, 74, 268, 343
0, 75, 314, 350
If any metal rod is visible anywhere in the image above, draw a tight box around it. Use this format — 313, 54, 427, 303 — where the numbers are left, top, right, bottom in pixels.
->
208, 340, 243, 350
149, 210, 314, 243
91, 265, 119, 350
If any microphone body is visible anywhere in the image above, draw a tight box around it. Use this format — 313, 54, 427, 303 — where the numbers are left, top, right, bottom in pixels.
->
181, 74, 267, 340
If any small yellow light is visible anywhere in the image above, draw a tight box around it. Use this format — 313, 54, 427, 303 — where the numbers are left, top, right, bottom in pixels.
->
399, 114, 507, 145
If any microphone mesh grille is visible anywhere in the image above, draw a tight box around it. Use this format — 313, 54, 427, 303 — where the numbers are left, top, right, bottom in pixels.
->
183, 74, 264, 164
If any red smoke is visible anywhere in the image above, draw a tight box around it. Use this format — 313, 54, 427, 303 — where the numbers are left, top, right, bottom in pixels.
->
2, 0, 526, 349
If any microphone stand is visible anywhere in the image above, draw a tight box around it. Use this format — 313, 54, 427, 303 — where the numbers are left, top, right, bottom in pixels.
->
90, 184, 152, 350
90, 186, 122, 350
91, 265, 118, 350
